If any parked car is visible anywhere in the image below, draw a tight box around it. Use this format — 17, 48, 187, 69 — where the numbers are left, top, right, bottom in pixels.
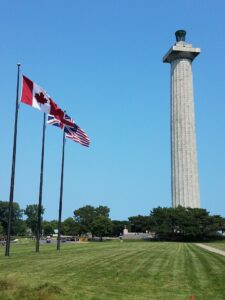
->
46, 236, 51, 243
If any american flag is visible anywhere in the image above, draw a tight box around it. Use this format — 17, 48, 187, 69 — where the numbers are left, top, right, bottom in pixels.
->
47, 114, 90, 147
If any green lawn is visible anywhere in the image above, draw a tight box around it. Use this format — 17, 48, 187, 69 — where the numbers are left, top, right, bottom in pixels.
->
204, 240, 225, 251
0, 241, 225, 300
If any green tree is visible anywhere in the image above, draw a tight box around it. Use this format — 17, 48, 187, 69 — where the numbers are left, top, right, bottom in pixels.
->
13, 219, 27, 236
111, 220, 131, 236
0, 222, 4, 235
42, 221, 55, 236
24, 204, 45, 235
95, 206, 110, 217
0, 201, 23, 235
49, 220, 58, 231
74, 205, 96, 234
150, 206, 224, 241
73, 205, 110, 235
221, 218, 225, 234
128, 215, 152, 233
91, 215, 113, 241
62, 217, 80, 236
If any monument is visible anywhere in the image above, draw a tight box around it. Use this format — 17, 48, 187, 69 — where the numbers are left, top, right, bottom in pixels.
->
163, 30, 201, 208
123, 225, 129, 235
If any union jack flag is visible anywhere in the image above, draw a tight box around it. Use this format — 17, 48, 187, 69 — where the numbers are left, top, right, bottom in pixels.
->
47, 114, 90, 147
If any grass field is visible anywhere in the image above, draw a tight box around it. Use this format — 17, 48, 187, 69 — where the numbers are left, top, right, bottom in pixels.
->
0, 241, 225, 300
204, 240, 225, 251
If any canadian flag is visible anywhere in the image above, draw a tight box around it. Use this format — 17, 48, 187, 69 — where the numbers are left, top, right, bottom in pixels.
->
21, 75, 64, 123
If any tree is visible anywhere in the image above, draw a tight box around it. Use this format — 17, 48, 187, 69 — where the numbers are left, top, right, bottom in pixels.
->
150, 206, 224, 241
74, 205, 96, 234
13, 219, 27, 236
24, 204, 45, 235
49, 220, 58, 231
128, 215, 152, 233
42, 221, 55, 236
221, 218, 225, 234
91, 216, 113, 240
42, 220, 58, 236
111, 220, 131, 236
62, 217, 80, 236
0, 201, 23, 235
73, 205, 110, 235
0, 222, 4, 235
95, 206, 110, 217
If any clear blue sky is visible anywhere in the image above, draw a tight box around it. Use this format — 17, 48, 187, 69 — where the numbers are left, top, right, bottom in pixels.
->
1, 0, 225, 221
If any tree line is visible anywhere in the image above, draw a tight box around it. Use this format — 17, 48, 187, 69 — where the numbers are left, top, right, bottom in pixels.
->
0, 201, 224, 241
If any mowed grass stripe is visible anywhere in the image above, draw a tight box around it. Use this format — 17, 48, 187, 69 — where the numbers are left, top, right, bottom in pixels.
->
204, 241, 225, 252
0, 242, 225, 299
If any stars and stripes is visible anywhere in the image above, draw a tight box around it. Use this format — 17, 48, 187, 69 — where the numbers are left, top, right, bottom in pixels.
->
21, 74, 90, 148
17, 73, 90, 255
47, 114, 90, 147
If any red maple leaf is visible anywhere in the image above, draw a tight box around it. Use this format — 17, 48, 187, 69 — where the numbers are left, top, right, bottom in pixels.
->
35, 92, 48, 104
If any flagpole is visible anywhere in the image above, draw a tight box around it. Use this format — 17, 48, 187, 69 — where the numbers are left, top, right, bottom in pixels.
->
36, 113, 46, 252
57, 129, 66, 251
5, 63, 21, 257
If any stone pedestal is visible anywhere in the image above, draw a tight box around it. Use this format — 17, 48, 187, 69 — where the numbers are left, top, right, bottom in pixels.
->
163, 31, 201, 208
123, 227, 128, 235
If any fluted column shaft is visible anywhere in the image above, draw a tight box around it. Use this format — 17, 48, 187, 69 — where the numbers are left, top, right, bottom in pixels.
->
171, 58, 200, 207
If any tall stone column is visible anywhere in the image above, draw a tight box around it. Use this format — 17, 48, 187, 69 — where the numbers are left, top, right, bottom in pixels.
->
163, 30, 201, 208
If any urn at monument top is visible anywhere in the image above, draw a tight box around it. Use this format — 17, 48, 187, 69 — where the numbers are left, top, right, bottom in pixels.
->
163, 30, 201, 208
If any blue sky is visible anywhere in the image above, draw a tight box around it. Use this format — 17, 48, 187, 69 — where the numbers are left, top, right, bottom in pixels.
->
0, 0, 225, 220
